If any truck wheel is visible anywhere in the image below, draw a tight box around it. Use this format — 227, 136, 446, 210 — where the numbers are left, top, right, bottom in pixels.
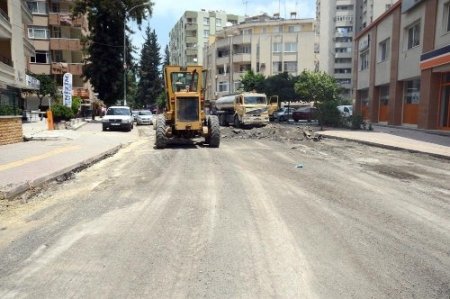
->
155, 115, 168, 149
234, 115, 241, 128
207, 115, 220, 148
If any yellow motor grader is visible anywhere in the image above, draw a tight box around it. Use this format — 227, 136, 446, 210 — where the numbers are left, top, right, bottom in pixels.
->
155, 65, 220, 148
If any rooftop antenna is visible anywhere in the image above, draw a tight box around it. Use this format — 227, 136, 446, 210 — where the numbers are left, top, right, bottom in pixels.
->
243, 0, 250, 17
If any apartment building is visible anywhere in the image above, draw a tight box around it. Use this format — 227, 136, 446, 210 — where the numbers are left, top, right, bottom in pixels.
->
204, 14, 317, 100
169, 10, 244, 66
27, 0, 91, 108
353, 0, 450, 130
0, 0, 38, 111
316, 0, 398, 100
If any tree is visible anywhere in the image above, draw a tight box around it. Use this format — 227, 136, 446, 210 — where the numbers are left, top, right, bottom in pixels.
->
136, 27, 162, 108
73, 0, 153, 106
240, 70, 265, 92
263, 72, 299, 102
294, 70, 342, 128
33, 74, 57, 108
163, 44, 170, 66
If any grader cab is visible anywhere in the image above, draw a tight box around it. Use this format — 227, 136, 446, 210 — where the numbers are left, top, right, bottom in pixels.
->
154, 65, 220, 148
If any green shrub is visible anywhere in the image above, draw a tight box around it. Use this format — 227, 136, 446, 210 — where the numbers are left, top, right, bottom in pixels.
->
317, 100, 342, 127
350, 114, 364, 130
0, 105, 21, 116
51, 104, 74, 122
72, 97, 82, 115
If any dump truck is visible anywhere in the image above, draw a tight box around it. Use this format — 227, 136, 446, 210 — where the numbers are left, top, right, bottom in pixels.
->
154, 65, 220, 148
215, 92, 269, 127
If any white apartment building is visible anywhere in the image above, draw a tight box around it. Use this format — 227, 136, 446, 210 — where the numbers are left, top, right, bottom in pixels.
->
0, 0, 38, 111
204, 14, 317, 100
169, 10, 243, 66
316, 0, 398, 99
26, 0, 92, 109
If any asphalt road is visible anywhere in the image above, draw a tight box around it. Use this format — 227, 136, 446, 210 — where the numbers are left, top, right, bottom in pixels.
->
0, 124, 449, 298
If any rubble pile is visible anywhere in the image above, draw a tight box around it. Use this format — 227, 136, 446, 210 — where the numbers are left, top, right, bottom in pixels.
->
220, 123, 321, 143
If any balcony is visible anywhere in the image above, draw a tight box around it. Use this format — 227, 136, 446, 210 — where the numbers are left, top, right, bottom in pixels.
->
29, 63, 51, 75
50, 38, 82, 51
23, 37, 35, 56
216, 38, 230, 48
186, 36, 197, 44
0, 7, 11, 39
21, 1, 33, 25
232, 53, 251, 63
49, 13, 85, 27
0, 61, 14, 84
186, 47, 197, 56
334, 52, 352, 59
185, 23, 197, 31
51, 63, 83, 75
334, 73, 352, 79
216, 56, 229, 65
72, 88, 89, 99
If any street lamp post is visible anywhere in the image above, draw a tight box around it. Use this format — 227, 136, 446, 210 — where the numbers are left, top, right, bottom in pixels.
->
123, 1, 151, 106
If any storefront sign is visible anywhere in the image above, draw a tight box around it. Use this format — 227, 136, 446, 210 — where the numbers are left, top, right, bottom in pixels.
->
25, 75, 40, 90
63, 73, 73, 108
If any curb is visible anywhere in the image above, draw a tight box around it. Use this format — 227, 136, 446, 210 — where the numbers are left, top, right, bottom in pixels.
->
318, 134, 450, 161
0, 144, 123, 200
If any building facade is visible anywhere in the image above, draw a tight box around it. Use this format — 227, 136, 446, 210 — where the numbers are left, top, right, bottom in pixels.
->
169, 10, 243, 66
316, 0, 398, 100
0, 0, 38, 112
204, 14, 317, 100
353, 0, 450, 130
27, 0, 91, 108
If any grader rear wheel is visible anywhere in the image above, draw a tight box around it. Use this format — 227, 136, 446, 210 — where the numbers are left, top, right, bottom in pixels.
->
207, 115, 220, 148
155, 115, 168, 149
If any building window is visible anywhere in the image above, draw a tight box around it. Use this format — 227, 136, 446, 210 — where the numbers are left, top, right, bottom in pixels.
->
273, 42, 282, 53
52, 50, 63, 62
273, 26, 282, 33
242, 28, 252, 35
217, 81, 229, 92
27, 1, 47, 14
51, 26, 61, 38
203, 30, 209, 38
360, 51, 369, 70
284, 61, 297, 73
273, 62, 282, 72
446, 3, 450, 32
241, 45, 251, 54
30, 51, 50, 64
284, 42, 297, 52
216, 18, 222, 27
404, 79, 420, 104
379, 85, 389, 105
406, 22, 420, 49
28, 26, 49, 39
288, 25, 300, 33
203, 17, 209, 25
234, 81, 243, 92
378, 38, 390, 62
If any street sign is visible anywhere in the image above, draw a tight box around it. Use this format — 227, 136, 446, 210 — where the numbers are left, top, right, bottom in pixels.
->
63, 73, 73, 108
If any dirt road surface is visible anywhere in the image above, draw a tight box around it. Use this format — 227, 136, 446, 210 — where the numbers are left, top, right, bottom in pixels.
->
0, 124, 449, 298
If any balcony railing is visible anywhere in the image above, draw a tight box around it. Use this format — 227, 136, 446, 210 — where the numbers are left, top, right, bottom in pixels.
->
72, 88, 89, 99
51, 62, 83, 75
49, 13, 85, 27
50, 38, 82, 51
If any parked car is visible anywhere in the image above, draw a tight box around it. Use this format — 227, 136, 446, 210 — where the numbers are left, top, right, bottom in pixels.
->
292, 107, 318, 122
102, 106, 134, 131
274, 107, 296, 122
136, 110, 153, 125
337, 105, 353, 118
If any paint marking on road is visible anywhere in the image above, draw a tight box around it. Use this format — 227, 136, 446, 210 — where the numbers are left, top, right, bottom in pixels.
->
0, 145, 81, 172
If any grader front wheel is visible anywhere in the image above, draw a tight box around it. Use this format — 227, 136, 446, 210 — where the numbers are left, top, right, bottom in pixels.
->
155, 115, 168, 149
207, 115, 220, 148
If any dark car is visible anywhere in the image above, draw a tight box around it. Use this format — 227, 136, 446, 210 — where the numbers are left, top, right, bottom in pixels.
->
292, 107, 318, 122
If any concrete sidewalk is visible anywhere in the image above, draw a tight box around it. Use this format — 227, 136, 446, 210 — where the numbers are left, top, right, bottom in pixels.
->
318, 125, 450, 159
0, 121, 139, 200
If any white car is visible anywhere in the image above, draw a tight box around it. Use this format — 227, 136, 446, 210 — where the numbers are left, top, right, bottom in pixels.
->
135, 110, 153, 125
102, 106, 134, 131
337, 105, 353, 118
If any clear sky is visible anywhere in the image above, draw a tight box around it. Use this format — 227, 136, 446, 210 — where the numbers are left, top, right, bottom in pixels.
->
129, 0, 315, 60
